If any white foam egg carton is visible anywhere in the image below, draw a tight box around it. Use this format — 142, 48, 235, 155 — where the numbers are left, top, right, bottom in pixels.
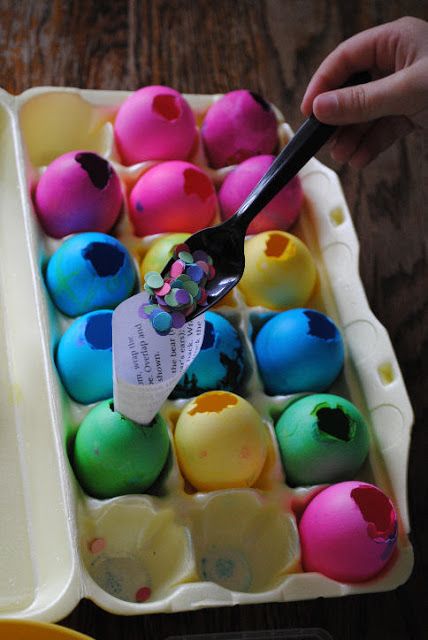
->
0, 87, 414, 622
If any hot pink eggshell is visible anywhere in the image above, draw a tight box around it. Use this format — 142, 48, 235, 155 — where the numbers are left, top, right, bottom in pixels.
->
219, 155, 303, 234
201, 90, 278, 169
34, 151, 123, 239
114, 85, 197, 165
299, 481, 398, 583
129, 161, 217, 236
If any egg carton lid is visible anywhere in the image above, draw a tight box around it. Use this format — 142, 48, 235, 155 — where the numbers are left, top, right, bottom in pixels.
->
167, 629, 333, 640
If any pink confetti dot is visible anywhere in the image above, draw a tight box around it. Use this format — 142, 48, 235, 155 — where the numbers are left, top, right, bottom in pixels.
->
135, 586, 152, 602
170, 260, 185, 277
155, 282, 171, 296
88, 537, 106, 554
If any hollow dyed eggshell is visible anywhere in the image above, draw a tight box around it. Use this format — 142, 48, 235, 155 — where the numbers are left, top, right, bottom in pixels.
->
254, 309, 344, 395
114, 85, 197, 165
34, 151, 123, 238
239, 231, 317, 310
56, 310, 113, 405
140, 232, 189, 276
45, 232, 136, 317
129, 161, 217, 236
275, 393, 369, 486
174, 391, 267, 491
171, 311, 246, 398
219, 155, 303, 234
201, 90, 278, 168
73, 400, 170, 499
299, 481, 398, 582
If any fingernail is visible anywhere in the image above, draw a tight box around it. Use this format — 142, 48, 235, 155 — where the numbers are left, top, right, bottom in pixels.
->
314, 93, 338, 116
300, 100, 311, 117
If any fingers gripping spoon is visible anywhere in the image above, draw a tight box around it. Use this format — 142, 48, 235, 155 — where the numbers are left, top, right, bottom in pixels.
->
161, 72, 371, 321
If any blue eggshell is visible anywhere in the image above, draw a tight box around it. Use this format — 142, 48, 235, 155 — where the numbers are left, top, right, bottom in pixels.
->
254, 308, 344, 395
56, 310, 113, 404
46, 232, 136, 317
171, 311, 245, 398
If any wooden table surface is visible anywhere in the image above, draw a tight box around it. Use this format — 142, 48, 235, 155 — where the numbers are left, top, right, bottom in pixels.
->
1, 1, 427, 639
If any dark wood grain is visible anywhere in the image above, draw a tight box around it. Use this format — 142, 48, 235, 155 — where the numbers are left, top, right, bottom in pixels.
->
1, 1, 427, 639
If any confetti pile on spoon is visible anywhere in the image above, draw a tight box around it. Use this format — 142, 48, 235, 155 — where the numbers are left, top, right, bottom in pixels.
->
140, 243, 215, 335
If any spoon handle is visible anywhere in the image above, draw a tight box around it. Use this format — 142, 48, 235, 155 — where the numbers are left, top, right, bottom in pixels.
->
233, 71, 371, 231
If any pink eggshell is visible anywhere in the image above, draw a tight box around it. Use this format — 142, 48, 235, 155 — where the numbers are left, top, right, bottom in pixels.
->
34, 151, 123, 239
299, 481, 398, 583
114, 85, 197, 165
219, 155, 303, 233
201, 90, 278, 169
129, 161, 217, 236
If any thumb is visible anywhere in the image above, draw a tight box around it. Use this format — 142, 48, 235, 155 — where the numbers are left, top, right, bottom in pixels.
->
312, 69, 415, 125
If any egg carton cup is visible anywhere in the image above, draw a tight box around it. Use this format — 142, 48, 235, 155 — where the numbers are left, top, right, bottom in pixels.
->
0, 87, 414, 621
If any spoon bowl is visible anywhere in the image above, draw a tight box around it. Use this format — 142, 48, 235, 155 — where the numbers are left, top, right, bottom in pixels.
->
163, 215, 245, 305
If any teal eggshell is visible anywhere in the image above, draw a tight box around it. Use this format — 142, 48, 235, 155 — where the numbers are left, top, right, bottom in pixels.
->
46, 232, 136, 317
73, 400, 170, 499
275, 393, 370, 486
171, 311, 245, 398
254, 308, 344, 395
56, 310, 113, 404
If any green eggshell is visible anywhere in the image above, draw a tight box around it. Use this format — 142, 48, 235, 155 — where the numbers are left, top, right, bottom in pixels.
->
275, 393, 369, 487
140, 233, 189, 275
73, 400, 170, 498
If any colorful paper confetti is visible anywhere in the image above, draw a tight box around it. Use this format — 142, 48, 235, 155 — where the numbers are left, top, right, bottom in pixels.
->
141, 243, 214, 335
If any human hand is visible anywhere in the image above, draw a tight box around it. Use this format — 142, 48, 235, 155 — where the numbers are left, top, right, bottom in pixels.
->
301, 16, 428, 167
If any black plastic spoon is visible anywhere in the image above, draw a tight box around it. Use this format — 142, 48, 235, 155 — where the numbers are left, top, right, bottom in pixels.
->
162, 72, 371, 321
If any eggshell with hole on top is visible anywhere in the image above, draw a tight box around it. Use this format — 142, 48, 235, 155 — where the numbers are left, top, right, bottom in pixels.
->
114, 85, 197, 165
174, 391, 267, 491
219, 155, 303, 234
275, 393, 369, 486
239, 231, 317, 310
45, 232, 136, 317
56, 310, 113, 405
299, 481, 398, 582
170, 311, 246, 399
254, 309, 344, 395
34, 151, 123, 238
201, 90, 278, 168
129, 161, 217, 236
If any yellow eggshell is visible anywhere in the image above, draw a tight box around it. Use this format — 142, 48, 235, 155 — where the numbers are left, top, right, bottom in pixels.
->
140, 232, 189, 277
238, 231, 317, 309
174, 391, 268, 491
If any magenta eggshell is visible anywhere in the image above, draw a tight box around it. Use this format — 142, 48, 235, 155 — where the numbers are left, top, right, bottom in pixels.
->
129, 161, 217, 236
114, 85, 197, 165
201, 90, 278, 168
219, 155, 303, 233
34, 151, 123, 238
299, 481, 398, 583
